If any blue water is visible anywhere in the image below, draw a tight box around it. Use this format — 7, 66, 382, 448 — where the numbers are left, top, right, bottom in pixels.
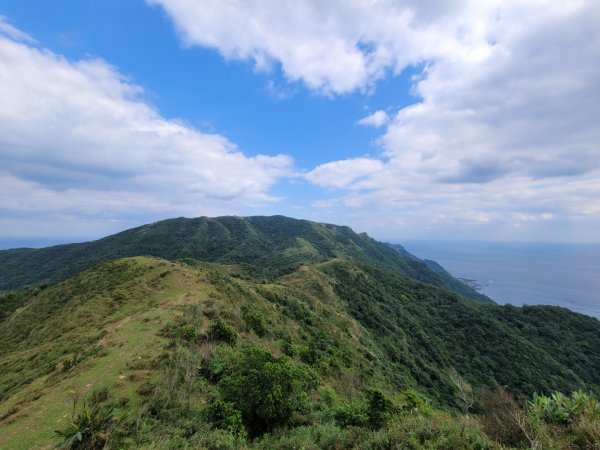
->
403, 241, 600, 319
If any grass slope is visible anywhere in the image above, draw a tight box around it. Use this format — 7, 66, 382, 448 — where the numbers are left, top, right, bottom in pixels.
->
0, 216, 490, 303
1, 256, 599, 449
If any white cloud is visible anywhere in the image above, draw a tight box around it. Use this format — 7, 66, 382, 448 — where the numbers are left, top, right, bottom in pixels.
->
0, 16, 36, 43
0, 30, 293, 236
353, 0, 600, 240
150, 0, 600, 240
357, 110, 389, 128
2, 2, 600, 242
306, 158, 384, 189
148, 0, 484, 94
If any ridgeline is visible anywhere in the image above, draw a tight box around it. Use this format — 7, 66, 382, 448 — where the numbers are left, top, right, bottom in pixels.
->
0, 216, 599, 449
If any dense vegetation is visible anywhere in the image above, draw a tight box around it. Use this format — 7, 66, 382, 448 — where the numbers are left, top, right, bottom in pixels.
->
0, 216, 598, 448
1, 251, 599, 448
319, 261, 598, 403
0, 215, 490, 302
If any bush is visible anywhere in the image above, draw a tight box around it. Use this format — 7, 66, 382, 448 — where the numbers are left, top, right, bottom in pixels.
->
189, 426, 245, 450
333, 400, 369, 427
204, 399, 246, 438
571, 415, 600, 449
398, 388, 433, 416
366, 388, 396, 429
218, 345, 318, 435
208, 319, 238, 345
375, 414, 494, 450
255, 423, 354, 449
530, 390, 600, 424
176, 324, 199, 342
147, 347, 203, 418
159, 318, 200, 343
243, 310, 268, 337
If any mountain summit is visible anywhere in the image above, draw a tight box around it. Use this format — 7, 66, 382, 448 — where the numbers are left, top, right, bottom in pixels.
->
0, 215, 489, 302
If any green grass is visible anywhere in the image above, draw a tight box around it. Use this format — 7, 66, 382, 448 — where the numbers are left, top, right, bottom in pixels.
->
0, 257, 214, 449
1, 254, 599, 448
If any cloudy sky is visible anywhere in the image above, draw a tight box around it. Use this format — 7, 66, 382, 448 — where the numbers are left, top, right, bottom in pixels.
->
0, 0, 599, 244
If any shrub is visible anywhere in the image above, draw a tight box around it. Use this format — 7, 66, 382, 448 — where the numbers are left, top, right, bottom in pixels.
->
208, 319, 238, 345
61, 354, 79, 372
203, 399, 247, 438
243, 310, 268, 337
379, 414, 494, 450
571, 415, 600, 449
298, 343, 319, 365
366, 388, 396, 429
255, 423, 354, 449
176, 324, 199, 342
398, 388, 433, 416
333, 400, 369, 427
218, 345, 318, 435
147, 347, 203, 418
188, 426, 244, 450
530, 390, 600, 424
201, 347, 232, 382
281, 337, 295, 356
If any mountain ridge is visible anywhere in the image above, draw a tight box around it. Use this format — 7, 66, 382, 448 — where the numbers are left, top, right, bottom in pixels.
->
0, 215, 491, 303
1, 217, 600, 448
1, 255, 599, 448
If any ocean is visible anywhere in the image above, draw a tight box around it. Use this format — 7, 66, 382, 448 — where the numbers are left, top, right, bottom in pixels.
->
403, 241, 600, 319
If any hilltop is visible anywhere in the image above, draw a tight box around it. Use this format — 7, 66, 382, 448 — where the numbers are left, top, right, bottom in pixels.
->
0, 215, 490, 303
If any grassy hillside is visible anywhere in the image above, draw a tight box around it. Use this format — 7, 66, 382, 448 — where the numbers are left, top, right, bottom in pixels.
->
1, 256, 599, 449
0, 216, 490, 302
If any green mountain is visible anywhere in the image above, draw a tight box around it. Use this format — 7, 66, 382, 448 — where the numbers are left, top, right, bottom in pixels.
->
0, 215, 490, 303
1, 216, 599, 449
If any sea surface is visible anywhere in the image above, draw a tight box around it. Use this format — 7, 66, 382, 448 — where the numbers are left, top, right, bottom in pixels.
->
403, 241, 600, 319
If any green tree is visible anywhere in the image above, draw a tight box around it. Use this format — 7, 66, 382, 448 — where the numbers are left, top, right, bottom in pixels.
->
218, 346, 318, 435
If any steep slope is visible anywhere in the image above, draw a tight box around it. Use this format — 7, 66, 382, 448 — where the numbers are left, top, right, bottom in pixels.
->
1, 256, 599, 449
0, 216, 490, 302
317, 260, 600, 399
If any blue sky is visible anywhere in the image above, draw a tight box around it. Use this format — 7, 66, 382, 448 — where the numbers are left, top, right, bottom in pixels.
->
2, 0, 415, 166
0, 0, 599, 244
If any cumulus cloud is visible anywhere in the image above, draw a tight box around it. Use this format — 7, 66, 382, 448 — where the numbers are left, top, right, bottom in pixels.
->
151, 0, 600, 239
357, 110, 389, 128
362, 0, 600, 240
306, 158, 384, 189
0, 28, 293, 236
147, 0, 476, 94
